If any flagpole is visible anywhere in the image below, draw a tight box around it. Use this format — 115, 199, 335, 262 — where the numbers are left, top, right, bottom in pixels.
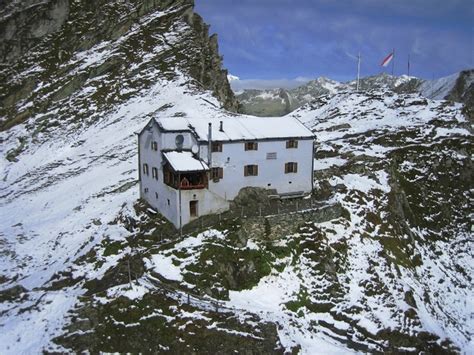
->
356, 52, 361, 91
391, 48, 395, 76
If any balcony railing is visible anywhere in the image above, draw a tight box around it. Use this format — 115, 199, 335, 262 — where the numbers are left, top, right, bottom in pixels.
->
179, 182, 206, 190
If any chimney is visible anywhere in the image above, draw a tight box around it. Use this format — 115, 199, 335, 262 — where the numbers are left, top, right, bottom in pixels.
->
208, 122, 212, 166
219, 121, 224, 132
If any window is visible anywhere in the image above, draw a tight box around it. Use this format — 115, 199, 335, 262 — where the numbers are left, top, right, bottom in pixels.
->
144, 188, 149, 193
151, 141, 158, 151
285, 162, 298, 173
155, 192, 159, 199
266, 152, 277, 160
143, 163, 149, 175
211, 142, 222, 152
211, 167, 224, 181
244, 164, 258, 176
245, 142, 258, 151
152, 167, 158, 180
286, 140, 298, 149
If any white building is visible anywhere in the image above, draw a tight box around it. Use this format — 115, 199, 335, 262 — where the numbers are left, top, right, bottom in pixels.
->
138, 115, 314, 228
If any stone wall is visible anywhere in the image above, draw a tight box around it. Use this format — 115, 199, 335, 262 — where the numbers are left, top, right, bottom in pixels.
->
239, 203, 346, 241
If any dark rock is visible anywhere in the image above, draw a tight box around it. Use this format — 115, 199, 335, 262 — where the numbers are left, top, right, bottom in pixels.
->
0, 284, 28, 302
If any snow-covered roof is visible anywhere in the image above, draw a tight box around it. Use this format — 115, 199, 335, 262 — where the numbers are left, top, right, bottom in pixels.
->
155, 116, 314, 142
163, 151, 209, 172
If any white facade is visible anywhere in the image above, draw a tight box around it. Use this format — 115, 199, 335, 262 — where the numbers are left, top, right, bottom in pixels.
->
138, 116, 314, 228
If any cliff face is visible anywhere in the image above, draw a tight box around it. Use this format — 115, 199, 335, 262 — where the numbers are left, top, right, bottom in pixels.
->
446, 69, 474, 120
0, 0, 238, 131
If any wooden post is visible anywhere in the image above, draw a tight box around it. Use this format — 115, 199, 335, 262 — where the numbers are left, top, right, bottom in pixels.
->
127, 257, 132, 290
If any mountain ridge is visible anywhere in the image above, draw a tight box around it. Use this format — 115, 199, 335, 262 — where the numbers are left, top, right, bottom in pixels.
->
236, 70, 474, 117
0, 0, 239, 133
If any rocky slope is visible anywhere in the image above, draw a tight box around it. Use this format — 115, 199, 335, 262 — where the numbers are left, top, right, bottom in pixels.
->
0, 0, 239, 133
0, 0, 238, 352
237, 71, 474, 117
45, 90, 472, 354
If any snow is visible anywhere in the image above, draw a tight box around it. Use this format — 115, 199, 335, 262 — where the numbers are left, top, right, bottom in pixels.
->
227, 266, 353, 354
246, 239, 259, 250
107, 279, 153, 300
288, 89, 473, 353
0, 70, 233, 353
156, 114, 314, 142
144, 229, 226, 285
434, 127, 470, 139
419, 72, 459, 100
146, 254, 183, 281
330, 172, 390, 194
227, 74, 240, 82
163, 151, 209, 172
228, 266, 300, 313
313, 157, 347, 170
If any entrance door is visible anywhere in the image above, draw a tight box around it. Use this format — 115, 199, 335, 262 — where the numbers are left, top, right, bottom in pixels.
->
190, 200, 198, 217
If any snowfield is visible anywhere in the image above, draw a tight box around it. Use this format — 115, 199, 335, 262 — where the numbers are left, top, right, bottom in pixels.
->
0, 72, 229, 353
2, 81, 473, 353
1, 76, 473, 353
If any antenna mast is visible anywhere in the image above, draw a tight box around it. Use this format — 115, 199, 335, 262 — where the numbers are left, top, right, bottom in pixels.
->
391, 48, 395, 76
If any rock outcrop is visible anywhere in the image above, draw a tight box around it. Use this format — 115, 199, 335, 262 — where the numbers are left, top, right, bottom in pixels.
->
0, 0, 239, 131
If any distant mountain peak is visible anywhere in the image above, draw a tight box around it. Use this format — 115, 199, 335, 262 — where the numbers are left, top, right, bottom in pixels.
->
237, 70, 473, 117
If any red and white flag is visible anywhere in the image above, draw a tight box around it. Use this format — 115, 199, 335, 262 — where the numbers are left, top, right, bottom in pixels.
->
381, 52, 394, 67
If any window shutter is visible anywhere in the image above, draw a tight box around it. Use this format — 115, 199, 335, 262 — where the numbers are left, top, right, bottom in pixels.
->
294, 162, 298, 172
255, 165, 258, 176
244, 166, 248, 176
286, 141, 290, 148
218, 168, 223, 178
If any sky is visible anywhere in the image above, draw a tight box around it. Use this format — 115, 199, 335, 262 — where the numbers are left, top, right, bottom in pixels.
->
195, 0, 474, 90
